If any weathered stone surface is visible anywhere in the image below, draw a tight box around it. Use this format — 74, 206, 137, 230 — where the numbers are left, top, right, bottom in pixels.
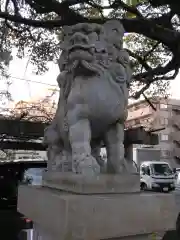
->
18, 185, 178, 240
42, 172, 140, 194
43, 20, 133, 174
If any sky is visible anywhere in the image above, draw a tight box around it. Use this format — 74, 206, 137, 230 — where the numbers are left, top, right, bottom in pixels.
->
0, 54, 59, 109
0, 51, 180, 111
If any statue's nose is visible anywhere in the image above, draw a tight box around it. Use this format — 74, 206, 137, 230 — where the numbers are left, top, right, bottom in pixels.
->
70, 32, 89, 45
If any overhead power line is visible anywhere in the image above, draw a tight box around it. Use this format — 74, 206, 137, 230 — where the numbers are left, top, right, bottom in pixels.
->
1, 75, 59, 89
10, 75, 58, 88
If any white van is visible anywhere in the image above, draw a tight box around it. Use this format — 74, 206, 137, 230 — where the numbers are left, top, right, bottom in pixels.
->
140, 161, 175, 192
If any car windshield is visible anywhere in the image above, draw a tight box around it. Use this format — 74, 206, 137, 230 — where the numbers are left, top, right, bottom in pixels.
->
151, 163, 173, 176
22, 168, 45, 186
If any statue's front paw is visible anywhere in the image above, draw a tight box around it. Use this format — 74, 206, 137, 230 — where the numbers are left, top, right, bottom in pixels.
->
73, 154, 100, 176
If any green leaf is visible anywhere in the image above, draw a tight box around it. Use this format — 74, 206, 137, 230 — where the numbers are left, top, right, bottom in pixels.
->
125, 0, 143, 6
124, 0, 144, 18
126, 11, 137, 18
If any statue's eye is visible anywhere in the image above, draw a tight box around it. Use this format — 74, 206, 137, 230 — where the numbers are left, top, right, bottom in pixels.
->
112, 29, 118, 33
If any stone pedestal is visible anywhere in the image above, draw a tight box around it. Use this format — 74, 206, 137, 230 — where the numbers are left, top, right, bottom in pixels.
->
42, 172, 140, 194
18, 174, 179, 240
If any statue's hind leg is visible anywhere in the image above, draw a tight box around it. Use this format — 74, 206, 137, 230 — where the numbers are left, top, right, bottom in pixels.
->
67, 107, 98, 175
105, 122, 128, 174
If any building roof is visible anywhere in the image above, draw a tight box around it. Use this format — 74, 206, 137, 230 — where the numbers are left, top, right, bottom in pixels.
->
128, 97, 180, 109
127, 97, 159, 108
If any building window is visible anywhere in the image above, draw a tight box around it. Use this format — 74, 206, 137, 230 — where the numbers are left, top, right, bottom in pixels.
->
160, 134, 169, 141
161, 150, 171, 158
164, 118, 168, 125
125, 121, 133, 128
134, 119, 140, 124
160, 103, 168, 109
160, 118, 168, 125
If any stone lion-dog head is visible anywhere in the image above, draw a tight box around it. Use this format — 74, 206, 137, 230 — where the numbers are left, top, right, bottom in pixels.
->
58, 21, 131, 96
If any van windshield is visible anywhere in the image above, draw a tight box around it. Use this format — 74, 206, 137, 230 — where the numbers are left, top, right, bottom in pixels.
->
151, 163, 173, 176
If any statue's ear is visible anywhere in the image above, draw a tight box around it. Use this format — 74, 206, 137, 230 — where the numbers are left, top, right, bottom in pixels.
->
60, 41, 67, 50
60, 26, 72, 50
103, 20, 125, 36
63, 26, 72, 35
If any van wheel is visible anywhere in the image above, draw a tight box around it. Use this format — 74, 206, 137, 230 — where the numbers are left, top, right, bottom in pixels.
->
141, 183, 147, 191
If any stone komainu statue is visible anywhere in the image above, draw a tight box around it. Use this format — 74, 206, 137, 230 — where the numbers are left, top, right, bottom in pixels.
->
44, 20, 132, 174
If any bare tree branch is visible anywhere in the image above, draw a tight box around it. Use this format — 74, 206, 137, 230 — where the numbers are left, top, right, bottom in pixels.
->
111, 0, 143, 18
154, 68, 179, 81
143, 41, 160, 59
131, 83, 151, 99
25, 0, 87, 20
0, 10, 179, 49
126, 49, 152, 71
11, 0, 19, 15
142, 93, 157, 111
135, 57, 177, 83
5, 21, 37, 41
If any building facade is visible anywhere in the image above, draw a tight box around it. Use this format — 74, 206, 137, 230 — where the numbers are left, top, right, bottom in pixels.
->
126, 98, 180, 168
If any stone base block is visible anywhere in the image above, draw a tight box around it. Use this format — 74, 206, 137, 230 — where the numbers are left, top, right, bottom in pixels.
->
18, 185, 178, 240
42, 172, 140, 194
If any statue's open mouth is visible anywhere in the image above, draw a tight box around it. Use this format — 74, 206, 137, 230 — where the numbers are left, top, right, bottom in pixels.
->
68, 44, 94, 54
68, 44, 105, 75
68, 44, 98, 74
68, 44, 94, 63
69, 59, 99, 76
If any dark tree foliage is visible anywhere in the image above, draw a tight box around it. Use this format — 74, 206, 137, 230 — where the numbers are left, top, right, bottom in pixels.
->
0, 0, 179, 98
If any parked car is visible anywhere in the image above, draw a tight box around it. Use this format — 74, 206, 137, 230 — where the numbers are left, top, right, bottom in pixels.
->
175, 168, 180, 178
0, 160, 47, 239
176, 172, 180, 189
